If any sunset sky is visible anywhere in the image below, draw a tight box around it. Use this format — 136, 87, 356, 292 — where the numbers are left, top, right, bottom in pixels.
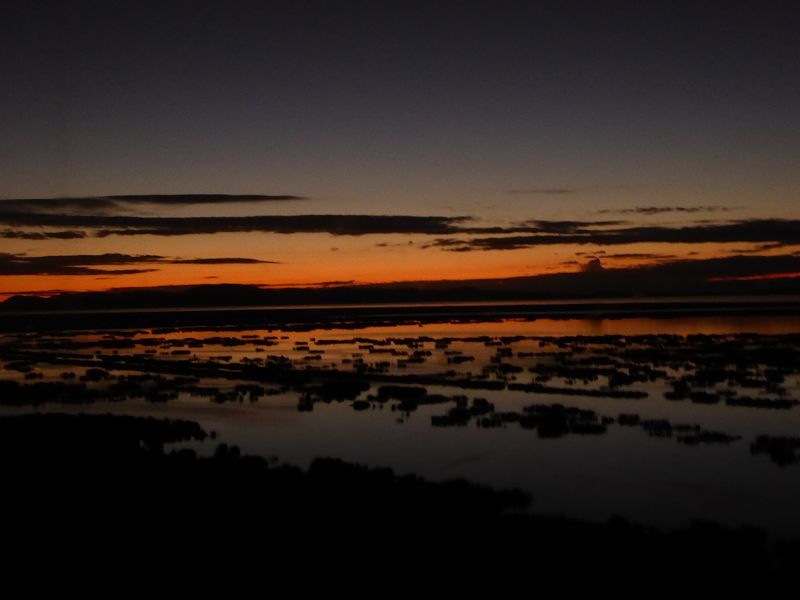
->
2, 1, 800, 299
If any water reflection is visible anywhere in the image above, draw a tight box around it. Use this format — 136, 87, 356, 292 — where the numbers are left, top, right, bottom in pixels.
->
2, 314, 800, 535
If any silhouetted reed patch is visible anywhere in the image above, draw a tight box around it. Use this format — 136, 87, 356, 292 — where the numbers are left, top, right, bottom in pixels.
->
0, 413, 795, 590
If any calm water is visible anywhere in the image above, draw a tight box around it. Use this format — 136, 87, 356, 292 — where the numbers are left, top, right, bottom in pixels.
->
3, 312, 800, 535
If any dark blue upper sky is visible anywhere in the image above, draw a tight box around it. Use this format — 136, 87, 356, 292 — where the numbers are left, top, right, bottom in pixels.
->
3, 0, 799, 220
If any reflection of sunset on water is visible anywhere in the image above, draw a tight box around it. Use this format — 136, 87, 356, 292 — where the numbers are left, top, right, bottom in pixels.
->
3, 312, 800, 536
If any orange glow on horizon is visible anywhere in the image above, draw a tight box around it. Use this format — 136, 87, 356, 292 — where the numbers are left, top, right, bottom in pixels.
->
0, 237, 795, 301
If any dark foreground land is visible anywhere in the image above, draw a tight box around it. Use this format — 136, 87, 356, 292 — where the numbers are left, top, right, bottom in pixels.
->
2, 413, 797, 591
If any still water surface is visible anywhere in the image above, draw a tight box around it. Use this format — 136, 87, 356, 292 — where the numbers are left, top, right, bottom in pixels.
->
3, 312, 800, 535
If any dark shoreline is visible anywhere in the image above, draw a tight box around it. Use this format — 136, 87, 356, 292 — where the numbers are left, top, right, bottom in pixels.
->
3, 298, 800, 332
2, 412, 797, 589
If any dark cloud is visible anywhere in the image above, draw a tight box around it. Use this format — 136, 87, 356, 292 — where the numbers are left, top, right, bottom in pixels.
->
259, 280, 356, 288
375, 241, 416, 248
515, 220, 626, 234
0, 253, 276, 276
89, 269, 159, 275
168, 258, 279, 265
106, 194, 304, 204
729, 242, 789, 254
427, 219, 800, 251
0, 253, 162, 276
0, 213, 469, 237
1, 230, 87, 240
0, 289, 72, 296
597, 206, 734, 216
441, 220, 628, 237
0, 194, 305, 215
604, 253, 678, 260
580, 258, 604, 273
0, 207, 630, 240
546, 254, 800, 297
506, 188, 575, 195
640, 254, 800, 279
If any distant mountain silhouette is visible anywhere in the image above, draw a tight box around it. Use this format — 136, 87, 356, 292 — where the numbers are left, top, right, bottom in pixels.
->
3, 255, 800, 312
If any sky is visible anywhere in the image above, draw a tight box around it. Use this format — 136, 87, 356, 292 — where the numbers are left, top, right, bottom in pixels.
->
2, 0, 800, 298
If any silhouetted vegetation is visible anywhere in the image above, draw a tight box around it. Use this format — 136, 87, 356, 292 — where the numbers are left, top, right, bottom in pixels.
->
751, 435, 800, 466
0, 413, 796, 591
4, 329, 799, 461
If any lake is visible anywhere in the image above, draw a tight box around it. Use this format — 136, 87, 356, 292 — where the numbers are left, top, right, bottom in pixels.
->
2, 308, 800, 536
